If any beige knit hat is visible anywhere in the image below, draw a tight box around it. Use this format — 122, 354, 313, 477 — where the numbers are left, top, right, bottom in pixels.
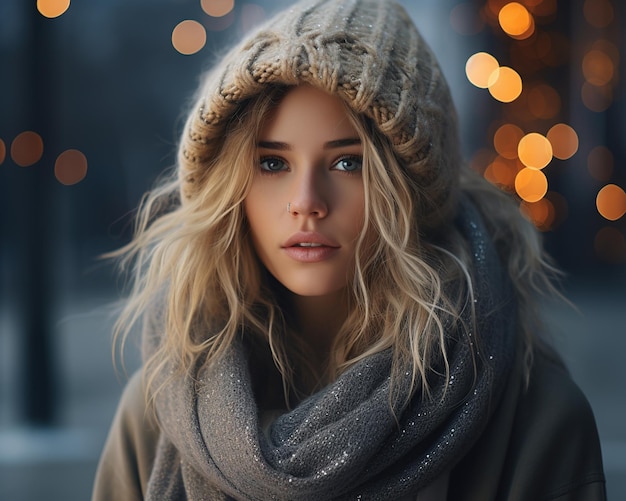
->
179, 0, 460, 230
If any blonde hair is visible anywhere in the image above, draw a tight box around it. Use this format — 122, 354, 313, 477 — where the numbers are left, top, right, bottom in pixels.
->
111, 85, 560, 406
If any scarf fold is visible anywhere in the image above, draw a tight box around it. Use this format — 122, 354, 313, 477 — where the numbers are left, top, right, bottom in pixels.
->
145, 198, 517, 500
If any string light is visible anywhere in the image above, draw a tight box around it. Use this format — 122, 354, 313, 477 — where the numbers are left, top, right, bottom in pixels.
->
54, 149, 88, 186
518, 133, 552, 169
0, 138, 6, 165
172, 20, 207, 55
11, 131, 44, 167
515, 167, 548, 203
201, 0, 235, 18
596, 185, 626, 221
466, 52, 500, 89
488, 66, 522, 102
37, 0, 70, 18
546, 124, 578, 160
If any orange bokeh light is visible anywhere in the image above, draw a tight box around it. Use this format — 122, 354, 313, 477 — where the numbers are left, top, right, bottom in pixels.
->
484, 156, 519, 191
515, 167, 548, 202
583, 49, 615, 87
488, 66, 522, 103
0, 138, 5, 164
520, 198, 555, 230
11, 131, 44, 167
55, 149, 88, 186
584, 0, 614, 28
499, 2, 534, 39
201, 0, 235, 17
596, 184, 626, 221
493, 124, 524, 160
581, 82, 612, 112
547, 124, 578, 160
527, 83, 560, 119
172, 20, 207, 55
466, 52, 499, 89
37, 0, 70, 18
587, 146, 614, 182
518, 132, 552, 169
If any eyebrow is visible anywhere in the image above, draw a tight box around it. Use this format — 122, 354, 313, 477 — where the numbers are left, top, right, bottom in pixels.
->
257, 138, 361, 150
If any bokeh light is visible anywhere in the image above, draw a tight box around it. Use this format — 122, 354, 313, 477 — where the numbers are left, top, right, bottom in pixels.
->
498, 2, 534, 39
518, 132, 552, 169
54, 149, 88, 186
547, 123, 578, 160
581, 82, 612, 112
584, 0, 614, 29
520, 198, 555, 230
587, 146, 614, 182
466, 52, 499, 89
594, 227, 626, 263
201, 0, 235, 18
450, 2, 485, 35
493, 123, 524, 159
172, 20, 207, 55
527, 83, 561, 119
484, 156, 519, 191
596, 184, 626, 221
515, 167, 548, 202
488, 66, 522, 102
583, 49, 615, 87
0, 138, 5, 165
37, 0, 70, 18
11, 131, 44, 167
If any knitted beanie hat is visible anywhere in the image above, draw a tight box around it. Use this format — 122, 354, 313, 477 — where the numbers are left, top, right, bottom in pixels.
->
179, 0, 460, 230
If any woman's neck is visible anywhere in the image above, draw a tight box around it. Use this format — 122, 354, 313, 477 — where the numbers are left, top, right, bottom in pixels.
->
289, 289, 349, 367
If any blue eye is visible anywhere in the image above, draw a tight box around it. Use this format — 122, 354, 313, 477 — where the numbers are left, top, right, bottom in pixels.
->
260, 157, 287, 172
333, 156, 363, 172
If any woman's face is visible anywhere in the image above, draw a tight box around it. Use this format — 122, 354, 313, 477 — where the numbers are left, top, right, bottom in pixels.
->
244, 85, 366, 298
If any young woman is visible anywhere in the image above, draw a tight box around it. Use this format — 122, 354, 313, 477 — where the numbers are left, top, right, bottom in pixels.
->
93, 0, 606, 499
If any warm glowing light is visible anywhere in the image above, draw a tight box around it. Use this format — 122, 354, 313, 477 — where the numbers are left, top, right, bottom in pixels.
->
0, 138, 5, 165
547, 124, 578, 160
54, 149, 88, 185
11, 131, 44, 167
498, 3, 533, 38
488, 66, 522, 103
494, 124, 524, 159
594, 228, 626, 263
581, 82, 612, 112
201, 0, 234, 17
484, 156, 519, 191
583, 49, 615, 87
450, 3, 485, 35
520, 198, 555, 230
518, 132, 552, 169
587, 146, 614, 182
584, 0, 614, 29
515, 168, 548, 202
596, 184, 626, 221
37, 0, 70, 18
465, 52, 499, 89
172, 20, 207, 55
240, 3, 266, 34
527, 84, 560, 119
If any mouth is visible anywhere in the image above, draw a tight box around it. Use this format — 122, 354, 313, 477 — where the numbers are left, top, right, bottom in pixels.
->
291, 243, 325, 247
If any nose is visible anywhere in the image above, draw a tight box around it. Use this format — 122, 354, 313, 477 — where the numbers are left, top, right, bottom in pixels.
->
288, 168, 328, 218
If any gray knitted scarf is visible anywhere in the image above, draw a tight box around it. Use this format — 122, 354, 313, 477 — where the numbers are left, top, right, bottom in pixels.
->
144, 199, 516, 500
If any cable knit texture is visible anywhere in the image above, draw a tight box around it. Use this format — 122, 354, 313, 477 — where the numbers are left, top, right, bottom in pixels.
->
178, 0, 460, 230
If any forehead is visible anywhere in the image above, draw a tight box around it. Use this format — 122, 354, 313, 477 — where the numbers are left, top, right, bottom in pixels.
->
259, 85, 358, 142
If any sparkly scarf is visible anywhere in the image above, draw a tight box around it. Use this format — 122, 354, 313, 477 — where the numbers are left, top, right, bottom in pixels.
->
144, 198, 516, 500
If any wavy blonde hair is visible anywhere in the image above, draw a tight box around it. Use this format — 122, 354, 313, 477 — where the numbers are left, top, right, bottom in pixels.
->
111, 85, 560, 406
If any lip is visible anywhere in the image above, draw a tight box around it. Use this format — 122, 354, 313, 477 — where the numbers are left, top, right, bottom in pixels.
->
281, 231, 340, 263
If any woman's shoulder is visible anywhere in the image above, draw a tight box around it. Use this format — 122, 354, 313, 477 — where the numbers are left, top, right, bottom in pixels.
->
92, 370, 161, 501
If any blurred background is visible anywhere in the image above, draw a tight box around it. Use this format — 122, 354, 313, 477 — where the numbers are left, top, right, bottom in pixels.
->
0, 0, 624, 499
